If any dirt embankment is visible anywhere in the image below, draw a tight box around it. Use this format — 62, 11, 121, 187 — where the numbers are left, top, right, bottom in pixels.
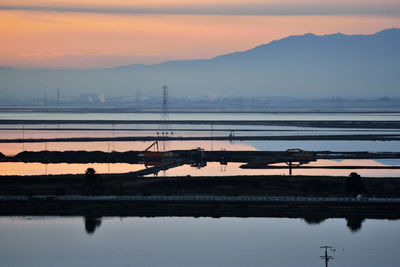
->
2, 174, 400, 222
1, 174, 400, 198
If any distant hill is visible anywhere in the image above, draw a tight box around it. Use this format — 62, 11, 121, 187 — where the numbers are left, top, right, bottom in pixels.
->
1, 29, 399, 100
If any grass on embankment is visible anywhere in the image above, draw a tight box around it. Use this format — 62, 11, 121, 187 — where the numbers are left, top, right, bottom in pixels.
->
1, 173, 399, 197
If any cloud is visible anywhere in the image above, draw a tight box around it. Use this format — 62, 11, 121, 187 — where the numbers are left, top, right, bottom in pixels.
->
1, 3, 400, 16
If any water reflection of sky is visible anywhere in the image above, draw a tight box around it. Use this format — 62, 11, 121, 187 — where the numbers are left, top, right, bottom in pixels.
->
0, 216, 399, 267
1, 139, 399, 176
246, 140, 400, 152
0, 113, 399, 177
1, 138, 400, 155
1, 126, 399, 138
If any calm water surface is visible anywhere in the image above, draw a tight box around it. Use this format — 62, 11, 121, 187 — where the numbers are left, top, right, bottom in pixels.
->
1, 112, 399, 176
1, 160, 400, 177
0, 216, 399, 267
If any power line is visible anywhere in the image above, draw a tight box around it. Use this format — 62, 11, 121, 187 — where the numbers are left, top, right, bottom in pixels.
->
320, 246, 334, 267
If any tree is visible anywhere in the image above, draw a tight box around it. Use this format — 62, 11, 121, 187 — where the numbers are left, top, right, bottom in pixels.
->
84, 167, 102, 194
346, 172, 365, 195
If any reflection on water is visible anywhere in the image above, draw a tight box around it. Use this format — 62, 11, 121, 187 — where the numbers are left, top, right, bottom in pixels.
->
302, 215, 365, 232
84, 215, 376, 235
165, 159, 400, 177
1, 216, 399, 267
1, 112, 399, 178
82, 216, 370, 236
247, 140, 400, 153
1, 159, 399, 177
0, 162, 146, 176
345, 216, 366, 233
84, 216, 102, 235
302, 215, 327, 225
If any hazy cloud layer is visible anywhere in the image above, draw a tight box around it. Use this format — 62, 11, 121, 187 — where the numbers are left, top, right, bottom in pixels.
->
1, 3, 400, 16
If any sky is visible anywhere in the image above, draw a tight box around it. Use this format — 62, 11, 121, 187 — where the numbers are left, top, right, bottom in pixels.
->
1, 0, 400, 69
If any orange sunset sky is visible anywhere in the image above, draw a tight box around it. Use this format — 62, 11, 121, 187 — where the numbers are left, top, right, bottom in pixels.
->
1, 0, 399, 69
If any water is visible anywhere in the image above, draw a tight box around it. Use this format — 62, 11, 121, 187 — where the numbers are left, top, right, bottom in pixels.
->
1, 159, 399, 177
1, 112, 399, 266
0, 112, 399, 176
0, 216, 399, 267
1, 112, 400, 121
247, 140, 400, 152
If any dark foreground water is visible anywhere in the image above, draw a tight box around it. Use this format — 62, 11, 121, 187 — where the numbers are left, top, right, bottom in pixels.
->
0, 216, 399, 267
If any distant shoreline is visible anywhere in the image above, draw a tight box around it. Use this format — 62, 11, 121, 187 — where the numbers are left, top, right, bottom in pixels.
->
1, 108, 400, 114
0, 134, 399, 143
0, 119, 399, 129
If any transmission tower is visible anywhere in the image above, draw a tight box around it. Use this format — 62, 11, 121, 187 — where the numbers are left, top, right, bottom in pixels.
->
135, 89, 141, 108
57, 88, 60, 107
320, 246, 334, 267
159, 85, 171, 151
44, 91, 47, 107
161, 85, 169, 123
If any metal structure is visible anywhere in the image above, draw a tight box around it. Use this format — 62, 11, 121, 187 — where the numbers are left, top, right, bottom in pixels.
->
162, 86, 168, 121
158, 85, 173, 151
44, 91, 47, 107
57, 88, 60, 106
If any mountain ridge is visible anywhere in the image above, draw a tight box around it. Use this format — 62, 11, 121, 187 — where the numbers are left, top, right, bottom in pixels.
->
1, 28, 399, 99
1, 28, 399, 70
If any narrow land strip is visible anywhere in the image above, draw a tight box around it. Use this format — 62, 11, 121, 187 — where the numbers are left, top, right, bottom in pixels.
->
1, 134, 400, 143
1, 119, 400, 129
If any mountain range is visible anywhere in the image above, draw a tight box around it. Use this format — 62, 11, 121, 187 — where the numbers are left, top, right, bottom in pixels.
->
1, 28, 399, 100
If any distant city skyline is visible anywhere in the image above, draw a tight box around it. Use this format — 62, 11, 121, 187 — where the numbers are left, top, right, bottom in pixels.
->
1, 0, 400, 69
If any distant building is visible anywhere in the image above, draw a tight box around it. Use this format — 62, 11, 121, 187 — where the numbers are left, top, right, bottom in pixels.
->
80, 92, 105, 103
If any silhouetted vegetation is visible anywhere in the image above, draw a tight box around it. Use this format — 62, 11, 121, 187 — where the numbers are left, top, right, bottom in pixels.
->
346, 172, 365, 195
1, 174, 400, 197
85, 168, 102, 194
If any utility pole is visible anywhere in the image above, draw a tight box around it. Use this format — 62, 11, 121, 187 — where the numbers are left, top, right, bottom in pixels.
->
320, 246, 334, 267
136, 89, 141, 108
44, 91, 47, 107
162, 86, 168, 123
